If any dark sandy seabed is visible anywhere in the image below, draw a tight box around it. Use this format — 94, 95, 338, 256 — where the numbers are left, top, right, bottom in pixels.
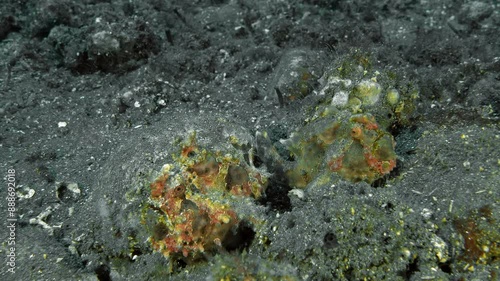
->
0, 1, 499, 280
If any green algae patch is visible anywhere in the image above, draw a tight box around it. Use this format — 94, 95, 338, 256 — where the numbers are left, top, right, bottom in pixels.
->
453, 204, 500, 267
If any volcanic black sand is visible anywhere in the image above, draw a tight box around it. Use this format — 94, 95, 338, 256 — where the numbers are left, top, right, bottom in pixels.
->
1, 1, 499, 280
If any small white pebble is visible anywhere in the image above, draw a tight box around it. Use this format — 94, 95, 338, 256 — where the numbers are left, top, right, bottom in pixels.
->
289, 188, 304, 199
122, 91, 133, 99
421, 208, 433, 219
